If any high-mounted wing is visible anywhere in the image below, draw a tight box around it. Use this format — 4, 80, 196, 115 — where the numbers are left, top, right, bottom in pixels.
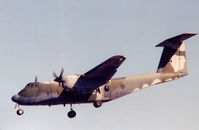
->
75, 55, 126, 90
84, 55, 126, 81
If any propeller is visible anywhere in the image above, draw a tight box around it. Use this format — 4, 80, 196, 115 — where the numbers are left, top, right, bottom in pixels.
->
53, 68, 64, 87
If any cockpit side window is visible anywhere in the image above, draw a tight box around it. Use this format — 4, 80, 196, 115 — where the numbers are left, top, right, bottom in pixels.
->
26, 83, 32, 88
25, 83, 38, 88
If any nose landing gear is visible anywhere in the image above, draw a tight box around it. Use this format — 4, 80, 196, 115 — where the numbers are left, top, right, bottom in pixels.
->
67, 104, 76, 118
15, 104, 24, 116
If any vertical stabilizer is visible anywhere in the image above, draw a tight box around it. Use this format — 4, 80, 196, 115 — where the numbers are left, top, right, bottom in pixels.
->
156, 33, 196, 74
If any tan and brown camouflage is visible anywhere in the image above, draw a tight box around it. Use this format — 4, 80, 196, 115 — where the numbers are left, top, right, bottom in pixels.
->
11, 33, 196, 117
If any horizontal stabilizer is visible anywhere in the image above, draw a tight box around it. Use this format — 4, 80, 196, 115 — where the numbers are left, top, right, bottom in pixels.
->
156, 33, 197, 49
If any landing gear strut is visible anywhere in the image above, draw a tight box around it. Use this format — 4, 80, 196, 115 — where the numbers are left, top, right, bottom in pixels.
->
15, 104, 24, 116
67, 104, 76, 118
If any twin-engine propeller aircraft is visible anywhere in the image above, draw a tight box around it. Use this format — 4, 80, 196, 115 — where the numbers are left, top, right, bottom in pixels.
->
12, 33, 196, 118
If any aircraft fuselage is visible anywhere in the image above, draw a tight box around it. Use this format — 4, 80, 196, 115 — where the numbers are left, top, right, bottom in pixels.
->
12, 73, 185, 106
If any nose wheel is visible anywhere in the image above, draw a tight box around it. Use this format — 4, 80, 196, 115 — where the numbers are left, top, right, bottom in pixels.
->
15, 104, 24, 116
17, 109, 24, 115
67, 104, 76, 118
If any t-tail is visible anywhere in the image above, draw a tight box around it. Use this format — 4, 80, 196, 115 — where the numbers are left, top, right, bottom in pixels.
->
101, 33, 197, 100
156, 33, 197, 76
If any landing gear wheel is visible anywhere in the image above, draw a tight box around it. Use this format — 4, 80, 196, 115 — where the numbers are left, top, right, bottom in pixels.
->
93, 100, 102, 108
16, 109, 24, 116
68, 110, 76, 118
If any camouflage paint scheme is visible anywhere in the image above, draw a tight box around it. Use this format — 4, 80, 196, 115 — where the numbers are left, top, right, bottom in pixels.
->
12, 33, 196, 109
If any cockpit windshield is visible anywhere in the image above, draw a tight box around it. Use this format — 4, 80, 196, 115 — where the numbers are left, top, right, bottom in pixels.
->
25, 83, 37, 88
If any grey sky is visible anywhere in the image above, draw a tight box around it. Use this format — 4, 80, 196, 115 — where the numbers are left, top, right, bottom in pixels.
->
0, 0, 199, 130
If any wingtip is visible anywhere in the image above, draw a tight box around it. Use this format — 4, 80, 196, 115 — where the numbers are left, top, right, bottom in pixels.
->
155, 42, 164, 47
181, 32, 197, 38
183, 32, 197, 35
113, 55, 126, 59
115, 54, 124, 57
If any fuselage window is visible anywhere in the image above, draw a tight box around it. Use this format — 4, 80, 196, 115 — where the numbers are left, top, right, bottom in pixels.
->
121, 84, 125, 89
104, 85, 109, 92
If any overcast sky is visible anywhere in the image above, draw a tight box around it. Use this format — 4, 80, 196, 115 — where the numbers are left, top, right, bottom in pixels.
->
0, 0, 199, 130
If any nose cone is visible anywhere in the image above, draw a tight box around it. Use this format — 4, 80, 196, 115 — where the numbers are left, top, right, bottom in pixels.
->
11, 95, 19, 103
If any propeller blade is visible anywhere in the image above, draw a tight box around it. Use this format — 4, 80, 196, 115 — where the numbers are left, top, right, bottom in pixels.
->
53, 72, 58, 78
59, 68, 64, 78
35, 76, 37, 84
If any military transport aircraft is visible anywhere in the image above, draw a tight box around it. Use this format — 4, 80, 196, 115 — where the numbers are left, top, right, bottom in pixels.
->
12, 33, 196, 118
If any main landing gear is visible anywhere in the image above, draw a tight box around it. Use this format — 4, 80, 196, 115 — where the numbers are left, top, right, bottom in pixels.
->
67, 104, 76, 118
93, 100, 102, 108
15, 104, 24, 116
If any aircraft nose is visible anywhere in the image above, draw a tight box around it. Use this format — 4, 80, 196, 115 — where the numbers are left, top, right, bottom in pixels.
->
11, 95, 19, 102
